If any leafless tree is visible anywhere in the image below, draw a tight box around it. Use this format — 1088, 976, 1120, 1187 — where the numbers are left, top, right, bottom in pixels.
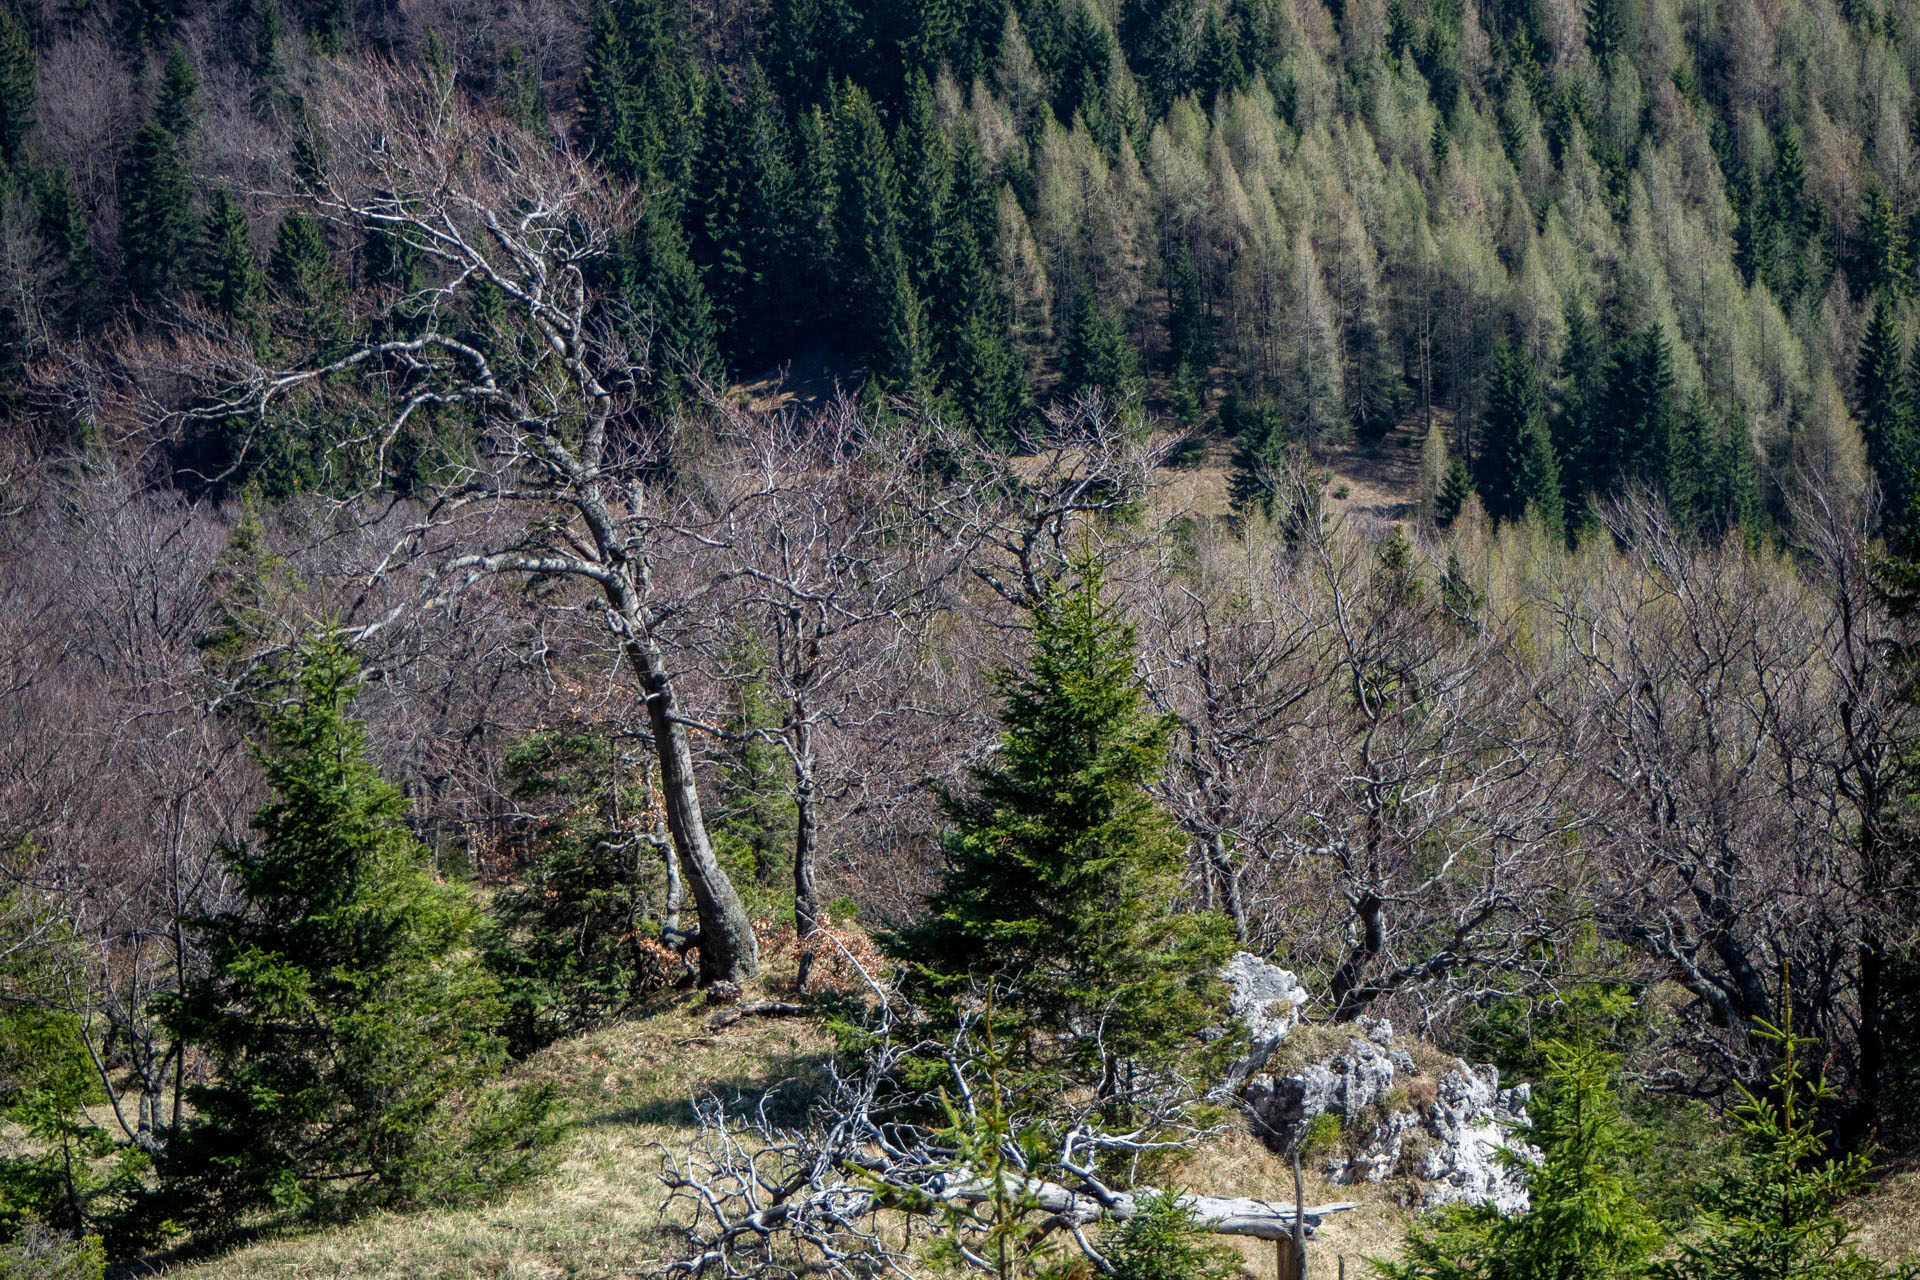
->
655, 996, 1353, 1280
175, 62, 764, 983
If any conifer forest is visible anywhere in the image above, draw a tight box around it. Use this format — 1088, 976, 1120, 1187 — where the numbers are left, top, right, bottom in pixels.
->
8, 0, 1920, 1272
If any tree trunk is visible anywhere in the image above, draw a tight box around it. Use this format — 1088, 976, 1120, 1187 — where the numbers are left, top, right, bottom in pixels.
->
628, 631, 760, 985
1211, 829, 1248, 942
792, 716, 821, 993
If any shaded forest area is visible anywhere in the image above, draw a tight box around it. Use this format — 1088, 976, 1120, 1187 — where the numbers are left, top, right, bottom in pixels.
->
4, 0, 1920, 1271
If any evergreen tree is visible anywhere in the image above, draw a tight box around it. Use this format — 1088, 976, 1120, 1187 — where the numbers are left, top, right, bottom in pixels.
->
1478, 344, 1560, 533
1585, 0, 1623, 72
1858, 291, 1916, 533
483, 733, 673, 1057
33, 166, 98, 335
578, 1, 631, 169
891, 555, 1232, 1078
154, 45, 200, 138
946, 309, 1030, 447
929, 128, 1000, 368
626, 206, 723, 394
1059, 284, 1140, 405
1661, 1021, 1894, 1280
1595, 326, 1677, 493
497, 45, 547, 133
830, 82, 916, 374
197, 188, 265, 345
1555, 298, 1603, 501
254, 0, 288, 94
119, 50, 201, 311
1856, 188, 1914, 300
1435, 455, 1474, 529
1166, 246, 1211, 375
1379, 1040, 1661, 1280
268, 212, 347, 357
0, 5, 34, 171
156, 636, 535, 1232
893, 71, 951, 299
1105, 1191, 1239, 1280
1227, 393, 1288, 518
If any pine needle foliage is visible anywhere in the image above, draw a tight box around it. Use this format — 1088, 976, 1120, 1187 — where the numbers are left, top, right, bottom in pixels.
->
155, 634, 548, 1236
1376, 1040, 1660, 1280
892, 554, 1232, 1080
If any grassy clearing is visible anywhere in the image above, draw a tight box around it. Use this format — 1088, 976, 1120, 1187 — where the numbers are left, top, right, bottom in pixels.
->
150, 992, 1414, 1280
154, 994, 833, 1280
146, 990, 1920, 1280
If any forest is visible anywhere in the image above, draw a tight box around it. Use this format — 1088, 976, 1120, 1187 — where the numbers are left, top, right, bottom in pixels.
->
3, 0, 1920, 1272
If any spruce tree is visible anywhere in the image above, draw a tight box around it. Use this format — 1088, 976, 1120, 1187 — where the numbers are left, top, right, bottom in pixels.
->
1661, 1021, 1893, 1280
1167, 246, 1211, 375
33, 166, 98, 334
947, 309, 1029, 447
1595, 327, 1676, 494
1379, 1041, 1660, 1280
198, 187, 265, 345
0, 6, 34, 171
579, 1, 643, 180
893, 71, 951, 298
253, 1, 288, 110
892, 554, 1232, 1079
268, 212, 347, 357
1227, 393, 1287, 517
1858, 291, 1916, 533
830, 82, 912, 372
1555, 298, 1603, 502
154, 45, 200, 139
629, 205, 723, 393
1435, 455, 1473, 529
1478, 344, 1561, 533
1059, 284, 1141, 406
1857, 188, 1914, 300
119, 50, 201, 311
157, 635, 523, 1232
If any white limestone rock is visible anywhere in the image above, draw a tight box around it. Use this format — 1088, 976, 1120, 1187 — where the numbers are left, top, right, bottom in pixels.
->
1217, 952, 1309, 1090
1236, 1005, 1537, 1214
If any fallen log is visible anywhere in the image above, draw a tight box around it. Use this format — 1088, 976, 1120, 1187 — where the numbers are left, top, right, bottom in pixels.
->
917, 1178, 1359, 1240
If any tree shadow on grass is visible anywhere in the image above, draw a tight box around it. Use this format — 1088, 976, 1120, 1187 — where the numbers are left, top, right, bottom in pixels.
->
582, 1051, 835, 1130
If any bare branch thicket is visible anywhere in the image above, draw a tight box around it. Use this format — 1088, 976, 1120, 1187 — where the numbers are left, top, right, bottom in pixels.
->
0, 467, 253, 1146
1547, 492, 1915, 1091
1279, 517, 1579, 1027
142, 61, 771, 983
1135, 506, 1328, 945
655, 1004, 1355, 1280
690, 401, 985, 985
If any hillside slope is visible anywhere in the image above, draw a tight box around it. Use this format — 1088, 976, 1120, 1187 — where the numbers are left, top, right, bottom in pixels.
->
151, 996, 1412, 1280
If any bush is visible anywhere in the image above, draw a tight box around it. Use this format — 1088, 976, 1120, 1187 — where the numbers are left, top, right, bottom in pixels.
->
484, 732, 680, 1056
1103, 1192, 1238, 1280
0, 1223, 104, 1280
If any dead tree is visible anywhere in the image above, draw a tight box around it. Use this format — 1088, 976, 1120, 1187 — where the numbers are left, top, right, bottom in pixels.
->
655, 1005, 1355, 1280
176, 63, 760, 984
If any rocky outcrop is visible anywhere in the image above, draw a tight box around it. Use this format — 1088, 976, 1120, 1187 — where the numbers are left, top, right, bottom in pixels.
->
1216, 950, 1309, 1091
1218, 954, 1537, 1214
